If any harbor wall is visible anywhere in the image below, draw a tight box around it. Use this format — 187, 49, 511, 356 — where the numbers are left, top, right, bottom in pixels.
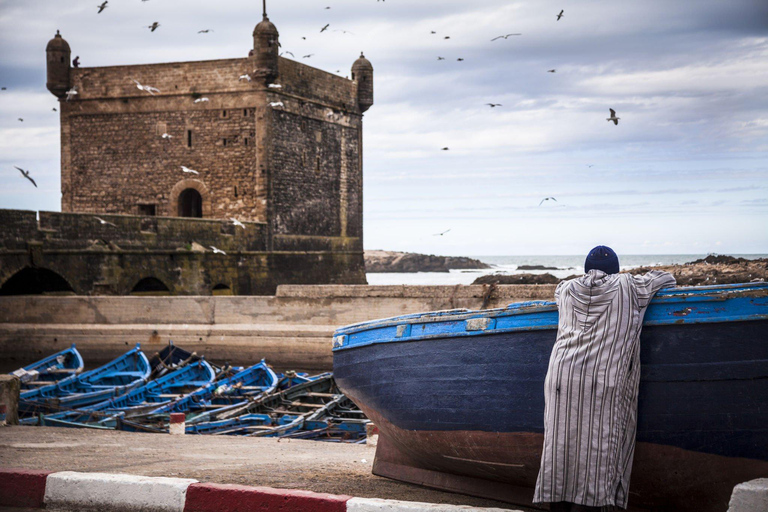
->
0, 284, 556, 371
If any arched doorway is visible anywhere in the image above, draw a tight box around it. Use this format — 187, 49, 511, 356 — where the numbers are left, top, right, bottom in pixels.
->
0, 267, 75, 295
130, 277, 171, 296
178, 188, 203, 218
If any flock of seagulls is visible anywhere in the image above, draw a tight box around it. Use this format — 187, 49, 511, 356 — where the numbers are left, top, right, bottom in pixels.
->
8, 4, 616, 226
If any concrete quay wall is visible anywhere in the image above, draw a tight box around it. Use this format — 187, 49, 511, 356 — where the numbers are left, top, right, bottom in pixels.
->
0, 284, 556, 371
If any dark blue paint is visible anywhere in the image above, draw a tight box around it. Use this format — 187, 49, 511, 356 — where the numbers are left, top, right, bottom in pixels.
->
333, 283, 768, 462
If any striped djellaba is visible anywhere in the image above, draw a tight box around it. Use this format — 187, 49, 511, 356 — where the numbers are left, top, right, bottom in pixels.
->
533, 269, 676, 509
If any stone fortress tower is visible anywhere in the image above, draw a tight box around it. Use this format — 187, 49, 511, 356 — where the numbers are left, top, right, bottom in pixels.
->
0, 9, 373, 296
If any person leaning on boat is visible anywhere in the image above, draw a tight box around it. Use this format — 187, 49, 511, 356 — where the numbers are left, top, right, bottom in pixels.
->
533, 246, 676, 512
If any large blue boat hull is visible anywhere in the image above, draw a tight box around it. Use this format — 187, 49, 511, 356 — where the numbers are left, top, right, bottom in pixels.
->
333, 283, 768, 512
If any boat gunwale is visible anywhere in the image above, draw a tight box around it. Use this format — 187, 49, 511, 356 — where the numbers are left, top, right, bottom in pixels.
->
332, 282, 768, 351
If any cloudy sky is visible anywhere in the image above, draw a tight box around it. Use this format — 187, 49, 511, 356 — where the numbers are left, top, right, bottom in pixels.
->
1, 0, 767, 256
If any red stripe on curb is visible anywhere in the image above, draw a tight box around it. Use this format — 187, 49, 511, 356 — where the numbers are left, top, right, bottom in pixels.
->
184, 483, 352, 512
170, 413, 185, 424
0, 468, 51, 508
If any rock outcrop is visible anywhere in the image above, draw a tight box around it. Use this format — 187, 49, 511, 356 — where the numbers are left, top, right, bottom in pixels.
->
472, 255, 767, 286
365, 251, 491, 273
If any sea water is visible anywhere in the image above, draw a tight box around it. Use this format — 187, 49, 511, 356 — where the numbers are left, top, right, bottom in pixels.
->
366, 254, 768, 286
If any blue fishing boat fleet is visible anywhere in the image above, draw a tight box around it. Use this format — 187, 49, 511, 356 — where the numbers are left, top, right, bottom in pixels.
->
12, 341, 368, 442
333, 282, 768, 512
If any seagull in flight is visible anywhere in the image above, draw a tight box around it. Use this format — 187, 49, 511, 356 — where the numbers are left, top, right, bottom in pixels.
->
280, 51, 295, 57
181, 166, 198, 175
15, 166, 37, 188
230, 218, 246, 229
94, 216, 117, 227
161, 133, 173, 139
433, 229, 451, 236
491, 33, 522, 41
539, 197, 557, 206
547, 69, 556, 73
457, 58, 464, 61
65, 87, 78, 101
269, 101, 284, 108
320, 24, 330, 33
210, 246, 227, 255
441, 147, 449, 151
197, 29, 213, 34
444, 36, 450, 39
607, 108, 620, 125
147, 22, 160, 32
486, 103, 502, 107
239, 74, 252, 82
17, 118, 23, 122
302, 54, 314, 59
556, 10, 564, 20
194, 97, 209, 103
437, 56, 445, 60
132, 79, 159, 95
97, 1, 108, 13
52, 107, 57, 111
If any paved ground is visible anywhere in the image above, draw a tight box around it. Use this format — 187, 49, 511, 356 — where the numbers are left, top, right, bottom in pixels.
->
0, 426, 534, 510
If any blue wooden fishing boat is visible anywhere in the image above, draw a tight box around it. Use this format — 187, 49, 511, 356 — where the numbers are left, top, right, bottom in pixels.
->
183, 374, 347, 437
333, 282, 768, 512
113, 360, 278, 433
10, 344, 84, 391
20, 344, 151, 416
39, 359, 217, 428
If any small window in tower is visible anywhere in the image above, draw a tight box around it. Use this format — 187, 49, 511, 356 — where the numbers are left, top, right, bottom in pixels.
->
138, 204, 156, 216
223, 138, 228, 147
301, 152, 306, 167
301, 120, 307, 130
222, 110, 227, 118
316, 156, 321, 173
234, 185, 238, 198
187, 130, 192, 148
244, 137, 249, 146
352, 72, 356, 80
243, 109, 248, 116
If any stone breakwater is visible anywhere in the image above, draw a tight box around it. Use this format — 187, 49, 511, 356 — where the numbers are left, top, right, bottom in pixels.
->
364, 250, 491, 273
0, 284, 555, 372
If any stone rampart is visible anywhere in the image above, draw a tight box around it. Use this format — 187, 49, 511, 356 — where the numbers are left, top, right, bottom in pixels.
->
0, 284, 556, 371
0, 209, 364, 296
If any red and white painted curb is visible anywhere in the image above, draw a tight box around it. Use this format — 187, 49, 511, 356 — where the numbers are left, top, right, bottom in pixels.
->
0, 468, 516, 511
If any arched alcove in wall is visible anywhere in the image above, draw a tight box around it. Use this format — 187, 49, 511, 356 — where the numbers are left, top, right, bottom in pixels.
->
212, 283, 233, 296
130, 277, 171, 296
0, 267, 75, 295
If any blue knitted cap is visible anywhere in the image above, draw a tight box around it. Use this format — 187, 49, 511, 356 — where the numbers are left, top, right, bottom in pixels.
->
585, 245, 620, 275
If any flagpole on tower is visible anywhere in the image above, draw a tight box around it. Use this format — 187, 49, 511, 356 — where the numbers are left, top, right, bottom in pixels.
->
263, 0, 267, 18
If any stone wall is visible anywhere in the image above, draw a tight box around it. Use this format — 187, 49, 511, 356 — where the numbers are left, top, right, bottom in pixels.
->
0, 209, 366, 296
0, 284, 557, 371
62, 58, 270, 220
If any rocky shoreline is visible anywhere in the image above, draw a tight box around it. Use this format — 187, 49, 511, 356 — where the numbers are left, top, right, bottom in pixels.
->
365, 250, 491, 273
472, 255, 767, 286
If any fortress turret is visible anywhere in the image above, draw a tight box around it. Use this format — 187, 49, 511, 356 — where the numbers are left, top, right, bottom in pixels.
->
252, 12, 279, 83
46, 30, 71, 98
351, 52, 373, 113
